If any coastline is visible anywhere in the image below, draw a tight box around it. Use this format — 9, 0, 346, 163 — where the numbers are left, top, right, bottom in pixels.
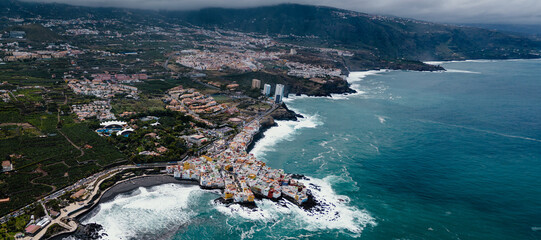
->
54, 101, 310, 239
247, 103, 304, 153
51, 90, 344, 240
49, 175, 201, 240
94, 175, 198, 205
246, 118, 276, 153
45, 58, 540, 240
52, 68, 387, 239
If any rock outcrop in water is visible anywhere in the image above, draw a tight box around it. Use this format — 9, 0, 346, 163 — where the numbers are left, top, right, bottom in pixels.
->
270, 103, 303, 121
69, 223, 106, 240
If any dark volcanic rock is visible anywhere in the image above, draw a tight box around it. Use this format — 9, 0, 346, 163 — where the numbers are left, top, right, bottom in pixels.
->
260, 115, 276, 128
246, 116, 276, 153
271, 103, 303, 121
70, 223, 105, 240
214, 197, 257, 209
300, 191, 319, 210
317, 79, 357, 97
290, 174, 307, 180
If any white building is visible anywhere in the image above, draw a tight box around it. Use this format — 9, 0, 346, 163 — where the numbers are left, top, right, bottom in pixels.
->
263, 84, 271, 96
274, 84, 284, 103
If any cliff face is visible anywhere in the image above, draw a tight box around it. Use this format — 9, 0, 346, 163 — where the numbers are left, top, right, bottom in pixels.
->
270, 103, 303, 121
260, 116, 276, 128
247, 105, 303, 153
317, 79, 356, 96
246, 116, 276, 153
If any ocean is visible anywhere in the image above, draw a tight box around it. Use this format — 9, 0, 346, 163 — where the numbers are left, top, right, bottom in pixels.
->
79, 59, 541, 240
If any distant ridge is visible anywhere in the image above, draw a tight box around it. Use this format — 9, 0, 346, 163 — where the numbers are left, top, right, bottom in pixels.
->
2, 1, 540, 61
168, 4, 541, 60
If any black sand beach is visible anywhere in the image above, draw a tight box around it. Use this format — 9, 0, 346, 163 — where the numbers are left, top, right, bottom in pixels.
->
98, 175, 199, 203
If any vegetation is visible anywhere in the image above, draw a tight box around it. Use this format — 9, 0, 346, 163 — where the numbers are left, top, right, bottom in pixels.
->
0, 214, 29, 240
5, 23, 62, 42
0, 0, 539, 236
170, 4, 541, 61
0, 60, 67, 86
111, 98, 165, 114
134, 77, 203, 95
43, 223, 66, 239
110, 110, 194, 163
0, 66, 126, 216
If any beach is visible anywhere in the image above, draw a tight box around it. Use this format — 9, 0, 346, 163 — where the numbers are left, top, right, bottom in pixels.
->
96, 175, 199, 204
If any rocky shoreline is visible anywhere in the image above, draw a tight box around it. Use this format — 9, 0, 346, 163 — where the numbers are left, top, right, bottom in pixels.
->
95, 175, 198, 204
51, 102, 311, 240
305, 62, 445, 97
246, 103, 303, 153
271, 103, 304, 121
49, 175, 201, 240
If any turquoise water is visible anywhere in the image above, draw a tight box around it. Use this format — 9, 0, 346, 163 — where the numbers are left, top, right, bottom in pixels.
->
82, 59, 541, 239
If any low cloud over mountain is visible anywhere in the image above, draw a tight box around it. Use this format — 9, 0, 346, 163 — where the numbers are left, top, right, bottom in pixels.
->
23, 0, 541, 24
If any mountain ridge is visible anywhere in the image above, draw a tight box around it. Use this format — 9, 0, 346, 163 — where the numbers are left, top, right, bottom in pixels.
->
166, 4, 541, 61
2, 1, 540, 62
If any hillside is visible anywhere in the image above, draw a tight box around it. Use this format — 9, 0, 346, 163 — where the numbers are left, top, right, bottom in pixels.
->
4, 24, 62, 42
1, 1, 540, 62
169, 4, 541, 61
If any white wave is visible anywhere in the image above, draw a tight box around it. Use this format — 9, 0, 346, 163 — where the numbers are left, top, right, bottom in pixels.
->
214, 175, 375, 237
334, 70, 388, 99
319, 137, 340, 147
424, 61, 444, 65
465, 59, 497, 63
444, 69, 481, 74
214, 199, 287, 222
419, 119, 541, 143
251, 109, 322, 160
376, 115, 387, 124
369, 143, 379, 153
83, 184, 204, 240
427, 58, 540, 66
283, 70, 388, 102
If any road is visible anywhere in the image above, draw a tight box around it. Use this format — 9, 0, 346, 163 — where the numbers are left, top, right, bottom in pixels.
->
0, 163, 171, 225
1, 102, 282, 234
26, 168, 127, 240
163, 52, 179, 70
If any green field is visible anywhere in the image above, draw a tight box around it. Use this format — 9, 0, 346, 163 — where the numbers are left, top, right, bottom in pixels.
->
111, 98, 165, 114
0, 118, 126, 216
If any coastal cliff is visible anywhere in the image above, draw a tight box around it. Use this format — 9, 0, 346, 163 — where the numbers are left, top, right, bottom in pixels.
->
270, 103, 303, 121
246, 104, 303, 153
307, 79, 357, 97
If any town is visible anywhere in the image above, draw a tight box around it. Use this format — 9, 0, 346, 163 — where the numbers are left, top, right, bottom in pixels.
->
0, 5, 353, 240
167, 120, 310, 206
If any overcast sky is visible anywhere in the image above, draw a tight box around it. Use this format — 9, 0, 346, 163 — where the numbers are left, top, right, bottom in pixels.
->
24, 0, 541, 24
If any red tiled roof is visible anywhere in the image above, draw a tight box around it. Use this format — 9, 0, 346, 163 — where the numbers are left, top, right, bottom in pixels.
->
25, 225, 41, 234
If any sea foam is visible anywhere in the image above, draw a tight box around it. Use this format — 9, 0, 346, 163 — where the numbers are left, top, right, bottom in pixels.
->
332, 70, 387, 99
444, 69, 481, 74
251, 107, 322, 161
282, 70, 387, 102
82, 184, 203, 239
213, 175, 376, 237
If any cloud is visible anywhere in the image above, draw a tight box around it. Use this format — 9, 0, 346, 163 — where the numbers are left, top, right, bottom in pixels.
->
22, 0, 541, 24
